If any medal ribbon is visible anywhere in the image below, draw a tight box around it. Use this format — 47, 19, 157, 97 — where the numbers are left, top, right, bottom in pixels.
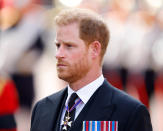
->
66, 98, 82, 112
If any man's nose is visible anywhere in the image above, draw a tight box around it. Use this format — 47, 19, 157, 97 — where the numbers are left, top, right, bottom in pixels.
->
55, 46, 65, 59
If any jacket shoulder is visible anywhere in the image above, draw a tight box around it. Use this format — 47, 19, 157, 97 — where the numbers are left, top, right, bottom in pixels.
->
111, 85, 144, 111
30, 88, 67, 131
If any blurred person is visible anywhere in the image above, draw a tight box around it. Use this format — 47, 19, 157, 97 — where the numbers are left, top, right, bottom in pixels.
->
150, 9, 163, 131
142, 9, 162, 102
0, 0, 45, 109
103, 0, 136, 91
0, 2, 20, 130
0, 73, 19, 131
31, 8, 152, 131
117, 6, 156, 107
0, 1, 46, 131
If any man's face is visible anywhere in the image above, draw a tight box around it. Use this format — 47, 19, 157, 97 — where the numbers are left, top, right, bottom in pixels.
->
55, 23, 92, 83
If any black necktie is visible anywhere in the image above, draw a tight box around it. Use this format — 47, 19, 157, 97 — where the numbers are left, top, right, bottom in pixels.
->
61, 93, 78, 131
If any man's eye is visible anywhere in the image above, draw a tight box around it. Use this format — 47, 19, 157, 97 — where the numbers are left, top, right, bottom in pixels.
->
66, 44, 73, 48
56, 43, 60, 48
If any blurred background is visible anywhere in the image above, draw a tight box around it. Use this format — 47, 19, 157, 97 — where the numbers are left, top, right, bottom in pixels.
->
0, 0, 163, 130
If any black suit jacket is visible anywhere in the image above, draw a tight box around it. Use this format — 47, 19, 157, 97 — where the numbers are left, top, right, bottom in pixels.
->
30, 80, 152, 131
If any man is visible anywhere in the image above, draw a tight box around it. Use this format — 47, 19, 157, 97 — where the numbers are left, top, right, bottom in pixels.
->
30, 8, 152, 131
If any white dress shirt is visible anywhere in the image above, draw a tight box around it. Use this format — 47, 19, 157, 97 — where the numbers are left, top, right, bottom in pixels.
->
60, 74, 104, 126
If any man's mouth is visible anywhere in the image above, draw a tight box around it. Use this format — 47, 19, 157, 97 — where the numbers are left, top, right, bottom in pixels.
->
57, 63, 67, 68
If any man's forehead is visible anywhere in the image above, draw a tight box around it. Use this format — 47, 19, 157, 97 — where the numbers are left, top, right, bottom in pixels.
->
55, 25, 80, 38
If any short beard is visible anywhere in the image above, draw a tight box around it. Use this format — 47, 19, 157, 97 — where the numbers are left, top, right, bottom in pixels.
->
57, 54, 90, 83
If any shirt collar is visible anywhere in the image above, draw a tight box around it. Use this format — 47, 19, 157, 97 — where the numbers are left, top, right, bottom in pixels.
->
66, 74, 104, 106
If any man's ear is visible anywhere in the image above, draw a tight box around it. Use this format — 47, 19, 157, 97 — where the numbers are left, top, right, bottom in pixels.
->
90, 41, 101, 58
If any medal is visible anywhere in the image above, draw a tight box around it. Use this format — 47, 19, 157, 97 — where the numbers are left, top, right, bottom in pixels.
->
83, 121, 118, 131
62, 111, 72, 130
61, 98, 82, 130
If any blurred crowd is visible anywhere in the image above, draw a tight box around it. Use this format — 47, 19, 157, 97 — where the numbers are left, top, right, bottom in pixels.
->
0, 0, 163, 131
0, 0, 47, 130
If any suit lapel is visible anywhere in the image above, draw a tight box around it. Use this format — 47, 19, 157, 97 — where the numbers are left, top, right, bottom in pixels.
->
70, 80, 115, 131
37, 88, 67, 131
53, 89, 68, 131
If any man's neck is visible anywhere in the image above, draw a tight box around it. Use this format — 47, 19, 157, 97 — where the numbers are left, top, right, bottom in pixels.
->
69, 69, 102, 91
